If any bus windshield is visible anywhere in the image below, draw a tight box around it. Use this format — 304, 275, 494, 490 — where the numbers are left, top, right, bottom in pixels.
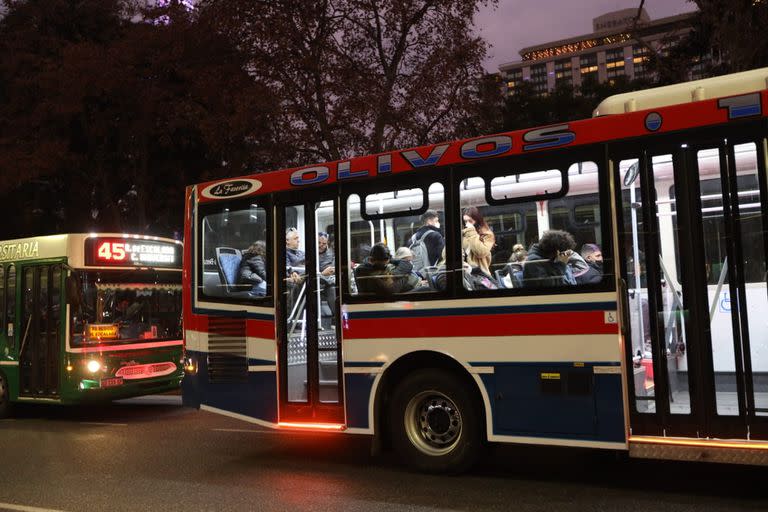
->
70, 271, 182, 346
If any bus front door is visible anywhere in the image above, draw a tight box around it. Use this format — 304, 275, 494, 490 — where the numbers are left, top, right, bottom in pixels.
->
277, 198, 344, 425
614, 133, 768, 440
18, 264, 63, 398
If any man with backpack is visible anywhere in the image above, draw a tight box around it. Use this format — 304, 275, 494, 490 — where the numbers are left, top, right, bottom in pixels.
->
408, 209, 444, 275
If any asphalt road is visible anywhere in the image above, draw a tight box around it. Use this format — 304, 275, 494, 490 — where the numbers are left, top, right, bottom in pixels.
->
0, 396, 765, 512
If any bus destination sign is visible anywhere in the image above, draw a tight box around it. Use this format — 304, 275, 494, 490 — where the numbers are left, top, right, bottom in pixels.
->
85, 237, 180, 268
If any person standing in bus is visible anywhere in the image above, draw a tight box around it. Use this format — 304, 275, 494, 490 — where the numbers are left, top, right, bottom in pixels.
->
523, 230, 578, 288
238, 241, 268, 296
408, 209, 444, 275
461, 206, 495, 277
317, 232, 337, 323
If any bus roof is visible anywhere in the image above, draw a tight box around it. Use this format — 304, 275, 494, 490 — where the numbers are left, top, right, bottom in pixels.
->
593, 67, 768, 116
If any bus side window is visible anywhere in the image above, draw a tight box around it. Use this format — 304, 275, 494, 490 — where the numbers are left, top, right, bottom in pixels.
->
199, 203, 270, 302
457, 160, 605, 292
6, 264, 15, 346
346, 182, 446, 297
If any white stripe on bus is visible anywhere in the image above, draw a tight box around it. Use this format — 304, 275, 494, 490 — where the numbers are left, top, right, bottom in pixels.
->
344, 291, 618, 313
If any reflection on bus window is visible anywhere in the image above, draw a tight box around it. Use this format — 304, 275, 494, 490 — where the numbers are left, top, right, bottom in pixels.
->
200, 204, 269, 300
347, 183, 445, 297
70, 272, 182, 347
458, 160, 604, 292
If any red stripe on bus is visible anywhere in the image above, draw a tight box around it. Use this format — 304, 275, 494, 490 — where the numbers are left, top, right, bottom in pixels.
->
247, 320, 276, 339
343, 311, 618, 339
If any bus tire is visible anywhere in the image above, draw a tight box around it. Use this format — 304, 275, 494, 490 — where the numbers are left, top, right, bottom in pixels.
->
0, 371, 10, 419
389, 369, 483, 474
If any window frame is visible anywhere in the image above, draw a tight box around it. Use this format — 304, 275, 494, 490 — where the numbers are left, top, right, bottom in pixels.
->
195, 194, 274, 308
452, 145, 615, 297
340, 171, 454, 303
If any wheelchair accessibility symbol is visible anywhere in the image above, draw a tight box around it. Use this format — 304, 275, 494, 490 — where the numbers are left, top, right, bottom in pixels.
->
719, 292, 731, 313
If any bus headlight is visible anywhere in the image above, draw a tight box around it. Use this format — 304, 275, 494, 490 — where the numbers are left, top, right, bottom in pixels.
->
87, 360, 102, 373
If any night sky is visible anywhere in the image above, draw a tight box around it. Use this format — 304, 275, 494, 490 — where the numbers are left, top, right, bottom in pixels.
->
477, 0, 695, 71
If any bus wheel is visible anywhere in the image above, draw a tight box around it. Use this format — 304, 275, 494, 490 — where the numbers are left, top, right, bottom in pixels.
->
0, 372, 10, 419
389, 369, 483, 474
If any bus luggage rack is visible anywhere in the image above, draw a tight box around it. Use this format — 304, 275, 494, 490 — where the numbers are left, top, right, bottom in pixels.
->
287, 332, 337, 365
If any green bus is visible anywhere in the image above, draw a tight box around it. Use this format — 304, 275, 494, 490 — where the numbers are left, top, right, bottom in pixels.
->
0, 233, 184, 416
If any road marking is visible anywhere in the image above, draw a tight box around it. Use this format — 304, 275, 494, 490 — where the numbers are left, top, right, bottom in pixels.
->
79, 422, 128, 427
0, 503, 67, 512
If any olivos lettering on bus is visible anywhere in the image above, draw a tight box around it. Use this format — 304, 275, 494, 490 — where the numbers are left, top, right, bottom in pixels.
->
0, 241, 39, 262
290, 125, 576, 186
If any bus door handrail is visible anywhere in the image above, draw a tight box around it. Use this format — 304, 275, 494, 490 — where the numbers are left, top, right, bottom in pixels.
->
18, 315, 33, 359
709, 257, 728, 323
658, 255, 686, 351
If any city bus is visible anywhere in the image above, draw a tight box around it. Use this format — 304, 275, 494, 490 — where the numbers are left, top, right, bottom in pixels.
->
0, 234, 184, 417
181, 68, 768, 472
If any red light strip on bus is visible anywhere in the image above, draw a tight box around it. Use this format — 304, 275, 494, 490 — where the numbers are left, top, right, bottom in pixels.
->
277, 421, 346, 431
630, 436, 768, 451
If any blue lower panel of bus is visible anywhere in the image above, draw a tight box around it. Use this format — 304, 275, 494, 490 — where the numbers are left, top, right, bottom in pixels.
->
479, 362, 624, 443
182, 351, 278, 424
345, 373, 376, 429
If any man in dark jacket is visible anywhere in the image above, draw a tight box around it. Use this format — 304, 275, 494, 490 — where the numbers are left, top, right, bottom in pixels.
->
576, 243, 603, 284
523, 230, 577, 288
408, 209, 444, 274
354, 243, 421, 296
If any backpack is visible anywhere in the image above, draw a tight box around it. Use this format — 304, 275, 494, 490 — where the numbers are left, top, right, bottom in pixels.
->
408, 230, 432, 273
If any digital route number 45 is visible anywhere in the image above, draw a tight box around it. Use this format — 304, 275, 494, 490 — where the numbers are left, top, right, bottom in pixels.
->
98, 242, 127, 261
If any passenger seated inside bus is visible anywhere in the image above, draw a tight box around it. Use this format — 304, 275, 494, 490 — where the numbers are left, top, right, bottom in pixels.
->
354, 243, 422, 295
430, 248, 448, 291
576, 243, 603, 284
523, 230, 586, 288
285, 227, 305, 283
237, 241, 268, 296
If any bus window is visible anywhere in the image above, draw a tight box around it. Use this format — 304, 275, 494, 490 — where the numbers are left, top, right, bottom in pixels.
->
6, 264, 15, 347
199, 203, 269, 301
346, 182, 445, 297
458, 160, 605, 291
70, 272, 182, 347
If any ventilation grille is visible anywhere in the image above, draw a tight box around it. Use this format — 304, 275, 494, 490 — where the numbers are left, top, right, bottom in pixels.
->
207, 317, 248, 383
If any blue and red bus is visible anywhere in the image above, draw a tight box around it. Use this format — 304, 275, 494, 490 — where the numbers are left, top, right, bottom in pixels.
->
181, 68, 768, 471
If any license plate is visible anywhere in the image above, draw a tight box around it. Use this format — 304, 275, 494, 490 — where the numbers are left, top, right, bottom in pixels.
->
100, 377, 124, 388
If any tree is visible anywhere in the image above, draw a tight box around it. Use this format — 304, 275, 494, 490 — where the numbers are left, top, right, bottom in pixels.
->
0, 0, 284, 238
201, 0, 496, 164
691, 0, 768, 72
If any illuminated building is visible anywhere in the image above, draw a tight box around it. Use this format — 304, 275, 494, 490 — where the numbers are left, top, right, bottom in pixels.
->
499, 8, 710, 97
